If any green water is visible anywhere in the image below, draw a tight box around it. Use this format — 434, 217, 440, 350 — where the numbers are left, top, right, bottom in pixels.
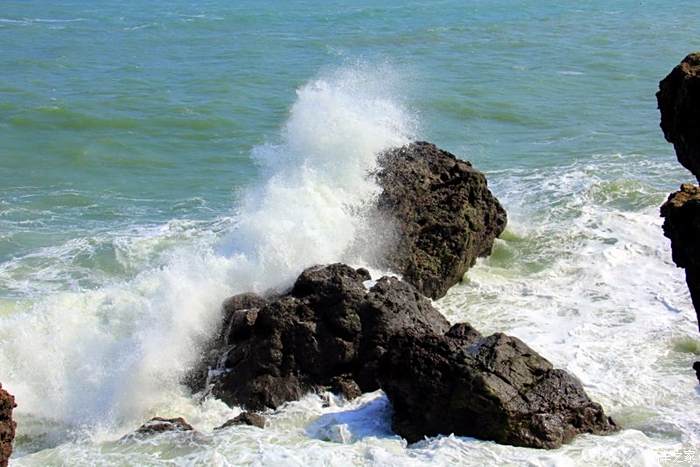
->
1, 1, 699, 465
2, 1, 697, 272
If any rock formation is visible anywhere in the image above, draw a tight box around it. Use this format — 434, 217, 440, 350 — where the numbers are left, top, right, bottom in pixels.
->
657, 53, 700, 182
191, 263, 450, 410
192, 264, 615, 448
0, 384, 16, 467
186, 141, 617, 448
216, 412, 266, 430
660, 184, 700, 331
378, 326, 617, 448
130, 417, 194, 437
657, 53, 700, 381
375, 141, 507, 299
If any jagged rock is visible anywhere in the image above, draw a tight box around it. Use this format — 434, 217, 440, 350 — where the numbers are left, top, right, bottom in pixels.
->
184, 292, 269, 392
660, 184, 700, 332
216, 412, 266, 430
378, 326, 617, 448
193, 263, 450, 410
0, 384, 16, 467
658, 54, 700, 380
193, 264, 614, 448
375, 141, 507, 299
327, 375, 362, 401
131, 417, 194, 436
657, 53, 700, 182
694, 361, 700, 383
221, 293, 268, 342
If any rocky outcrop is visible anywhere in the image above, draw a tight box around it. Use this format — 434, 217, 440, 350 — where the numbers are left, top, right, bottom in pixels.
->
192, 264, 614, 448
184, 141, 615, 447
378, 327, 617, 448
658, 54, 700, 381
191, 263, 450, 410
657, 53, 700, 182
0, 384, 16, 467
129, 417, 194, 437
216, 412, 266, 430
375, 141, 507, 299
660, 184, 700, 331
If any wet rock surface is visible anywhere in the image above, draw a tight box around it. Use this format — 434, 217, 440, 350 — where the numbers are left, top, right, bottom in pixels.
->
216, 412, 266, 430
657, 53, 700, 182
192, 264, 615, 448
193, 263, 450, 410
660, 184, 700, 332
378, 327, 617, 448
326, 375, 362, 401
131, 417, 194, 436
185, 140, 618, 448
658, 54, 700, 382
375, 141, 507, 299
0, 384, 16, 467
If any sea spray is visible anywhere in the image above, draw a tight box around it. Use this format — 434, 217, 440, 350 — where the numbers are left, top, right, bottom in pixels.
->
0, 64, 416, 448
220, 64, 416, 289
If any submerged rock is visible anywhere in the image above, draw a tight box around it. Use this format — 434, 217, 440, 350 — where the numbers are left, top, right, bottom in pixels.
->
131, 417, 194, 436
194, 263, 449, 410
657, 53, 700, 182
0, 384, 16, 467
375, 141, 507, 299
378, 327, 617, 448
660, 184, 700, 333
216, 412, 266, 430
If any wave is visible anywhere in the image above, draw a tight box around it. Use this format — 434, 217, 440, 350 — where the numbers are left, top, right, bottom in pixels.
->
0, 64, 415, 446
14, 155, 699, 464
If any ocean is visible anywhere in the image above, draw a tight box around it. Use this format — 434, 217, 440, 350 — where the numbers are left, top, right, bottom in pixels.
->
1, 1, 699, 465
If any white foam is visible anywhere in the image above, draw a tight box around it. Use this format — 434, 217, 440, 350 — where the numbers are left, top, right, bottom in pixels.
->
5, 79, 700, 466
0, 64, 415, 450
439, 161, 700, 463
218, 64, 414, 290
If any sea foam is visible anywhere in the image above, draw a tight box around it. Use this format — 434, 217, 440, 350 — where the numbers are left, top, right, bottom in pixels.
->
0, 64, 414, 448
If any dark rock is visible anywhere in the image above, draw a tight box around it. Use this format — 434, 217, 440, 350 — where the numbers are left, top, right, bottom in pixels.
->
327, 375, 362, 401
216, 412, 266, 430
184, 292, 268, 392
657, 53, 700, 182
658, 55, 700, 379
445, 322, 483, 342
194, 264, 613, 448
132, 417, 194, 436
0, 384, 16, 467
221, 293, 267, 342
375, 141, 507, 299
660, 184, 700, 331
694, 361, 700, 383
196, 263, 449, 411
378, 329, 617, 449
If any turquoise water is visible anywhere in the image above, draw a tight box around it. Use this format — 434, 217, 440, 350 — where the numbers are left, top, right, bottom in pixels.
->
1, 1, 699, 465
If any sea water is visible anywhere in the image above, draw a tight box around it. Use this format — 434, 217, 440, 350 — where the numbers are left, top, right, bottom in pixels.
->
1, 1, 699, 465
